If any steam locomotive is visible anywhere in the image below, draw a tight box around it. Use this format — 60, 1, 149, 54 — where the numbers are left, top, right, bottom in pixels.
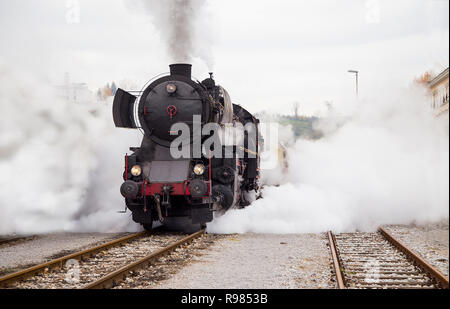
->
113, 64, 260, 231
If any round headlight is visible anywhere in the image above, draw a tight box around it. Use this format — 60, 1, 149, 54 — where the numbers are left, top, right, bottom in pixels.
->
131, 165, 142, 177
193, 164, 205, 176
166, 83, 177, 94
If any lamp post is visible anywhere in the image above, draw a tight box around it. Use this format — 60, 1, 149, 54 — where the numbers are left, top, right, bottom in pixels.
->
348, 70, 359, 99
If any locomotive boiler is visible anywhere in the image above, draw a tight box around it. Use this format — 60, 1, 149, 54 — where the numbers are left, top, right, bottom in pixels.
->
113, 64, 260, 231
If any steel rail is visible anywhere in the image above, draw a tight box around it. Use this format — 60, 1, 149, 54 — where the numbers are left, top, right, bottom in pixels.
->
329, 228, 449, 289
83, 229, 206, 289
0, 231, 148, 287
0, 236, 34, 246
327, 231, 345, 289
379, 227, 449, 289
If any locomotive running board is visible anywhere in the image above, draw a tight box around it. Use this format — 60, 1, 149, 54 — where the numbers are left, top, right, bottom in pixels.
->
113, 88, 138, 129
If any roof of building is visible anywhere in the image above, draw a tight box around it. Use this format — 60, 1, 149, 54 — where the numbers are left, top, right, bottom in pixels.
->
429, 67, 449, 88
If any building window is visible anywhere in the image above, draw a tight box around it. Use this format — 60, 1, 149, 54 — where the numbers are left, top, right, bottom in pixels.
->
432, 91, 438, 108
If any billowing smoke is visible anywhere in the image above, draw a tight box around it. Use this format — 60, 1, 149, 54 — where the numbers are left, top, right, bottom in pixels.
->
136, 0, 214, 68
1, 63, 447, 236
208, 86, 449, 234
0, 63, 142, 234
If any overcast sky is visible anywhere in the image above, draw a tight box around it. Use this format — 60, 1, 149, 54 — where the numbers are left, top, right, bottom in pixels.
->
0, 0, 448, 115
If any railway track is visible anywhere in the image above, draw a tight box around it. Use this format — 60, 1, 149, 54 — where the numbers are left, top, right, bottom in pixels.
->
84, 230, 205, 289
328, 227, 449, 289
0, 235, 35, 246
0, 229, 206, 289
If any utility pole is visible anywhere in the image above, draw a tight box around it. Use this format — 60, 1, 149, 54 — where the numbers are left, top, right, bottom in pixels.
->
348, 70, 359, 99
293, 101, 299, 119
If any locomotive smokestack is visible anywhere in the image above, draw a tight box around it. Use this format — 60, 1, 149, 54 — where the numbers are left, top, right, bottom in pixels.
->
170, 64, 192, 78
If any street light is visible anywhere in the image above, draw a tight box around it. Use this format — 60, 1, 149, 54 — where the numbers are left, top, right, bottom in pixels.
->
348, 70, 359, 98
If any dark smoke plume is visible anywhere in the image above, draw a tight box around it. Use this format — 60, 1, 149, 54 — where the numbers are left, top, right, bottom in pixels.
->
139, 0, 213, 67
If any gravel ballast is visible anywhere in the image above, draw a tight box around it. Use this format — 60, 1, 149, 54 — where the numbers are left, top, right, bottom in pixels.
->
384, 221, 449, 277
11, 233, 186, 289
0, 233, 129, 276
152, 233, 333, 289
2, 221, 447, 289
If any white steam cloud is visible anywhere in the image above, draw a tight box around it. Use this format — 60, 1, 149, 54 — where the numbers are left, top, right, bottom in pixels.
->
1, 63, 447, 236
0, 63, 142, 234
208, 86, 449, 234
136, 0, 214, 68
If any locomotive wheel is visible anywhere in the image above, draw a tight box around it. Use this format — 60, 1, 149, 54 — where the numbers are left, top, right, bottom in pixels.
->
212, 184, 234, 210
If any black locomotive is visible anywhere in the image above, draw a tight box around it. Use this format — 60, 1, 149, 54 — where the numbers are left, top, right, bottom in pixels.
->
113, 64, 260, 231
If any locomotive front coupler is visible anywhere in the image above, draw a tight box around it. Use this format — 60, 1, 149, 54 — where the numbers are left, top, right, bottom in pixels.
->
161, 185, 173, 208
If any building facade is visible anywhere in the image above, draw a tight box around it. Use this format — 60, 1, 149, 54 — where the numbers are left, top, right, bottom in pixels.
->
55, 73, 94, 104
429, 67, 449, 116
